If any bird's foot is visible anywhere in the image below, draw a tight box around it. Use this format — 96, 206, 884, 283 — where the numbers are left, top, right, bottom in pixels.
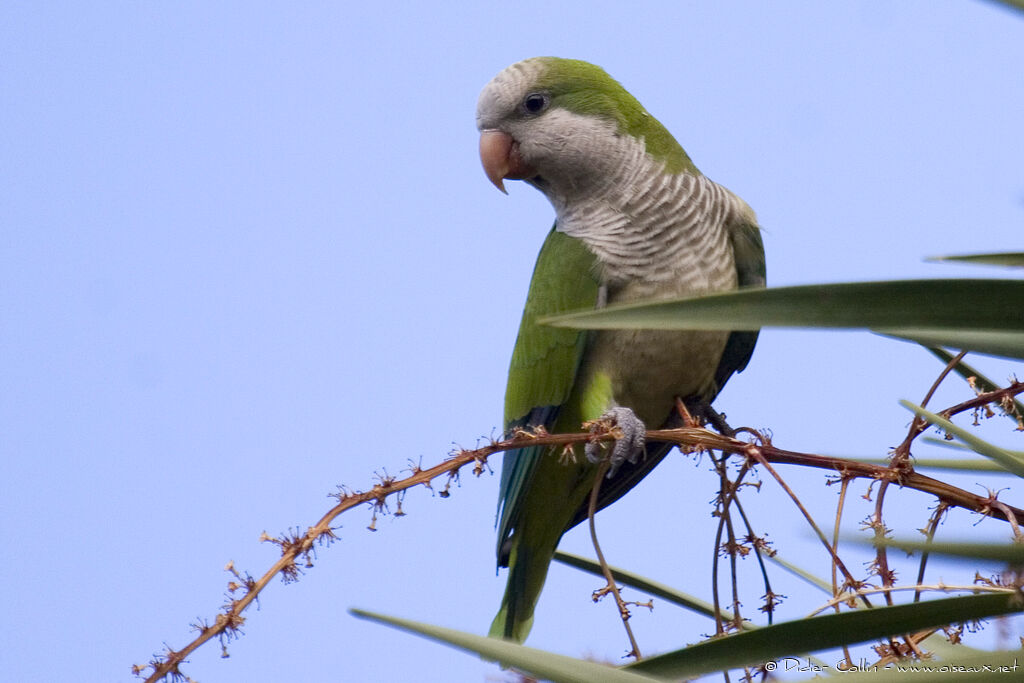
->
585, 406, 646, 477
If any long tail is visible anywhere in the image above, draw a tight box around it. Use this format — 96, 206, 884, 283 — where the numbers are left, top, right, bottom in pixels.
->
489, 531, 558, 642
490, 442, 677, 642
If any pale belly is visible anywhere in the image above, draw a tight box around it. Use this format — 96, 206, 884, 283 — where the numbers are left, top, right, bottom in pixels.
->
586, 327, 730, 427
583, 263, 736, 426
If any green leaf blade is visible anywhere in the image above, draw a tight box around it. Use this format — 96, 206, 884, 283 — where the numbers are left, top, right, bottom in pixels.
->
871, 538, 1024, 564
883, 330, 1024, 360
553, 551, 738, 623
858, 454, 1019, 473
927, 251, 1024, 268
543, 279, 1024, 332
349, 608, 667, 683
624, 593, 1023, 679
900, 401, 1024, 477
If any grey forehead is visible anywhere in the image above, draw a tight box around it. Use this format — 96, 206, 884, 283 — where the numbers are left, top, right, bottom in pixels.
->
476, 58, 545, 130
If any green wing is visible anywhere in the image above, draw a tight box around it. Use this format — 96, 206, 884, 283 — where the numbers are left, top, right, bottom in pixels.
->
497, 227, 600, 565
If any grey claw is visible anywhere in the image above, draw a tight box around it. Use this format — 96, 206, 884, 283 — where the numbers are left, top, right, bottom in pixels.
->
585, 406, 646, 477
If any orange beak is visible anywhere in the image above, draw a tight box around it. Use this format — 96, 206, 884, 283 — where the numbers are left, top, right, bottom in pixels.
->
479, 130, 536, 194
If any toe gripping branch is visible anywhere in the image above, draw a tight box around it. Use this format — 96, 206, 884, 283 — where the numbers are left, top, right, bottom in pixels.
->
586, 406, 647, 477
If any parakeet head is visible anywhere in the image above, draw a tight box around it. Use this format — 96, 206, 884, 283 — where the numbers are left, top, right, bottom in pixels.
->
476, 57, 696, 199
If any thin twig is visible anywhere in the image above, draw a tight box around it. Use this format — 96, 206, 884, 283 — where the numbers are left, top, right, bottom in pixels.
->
832, 478, 855, 668
710, 460, 729, 637
879, 350, 967, 601
719, 471, 744, 634
893, 350, 970, 462
137, 378, 1024, 681
725, 501, 744, 633
879, 351, 965, 654
809, 583, 1017, 617
644, 429, 1024, 526
992, 500, 1024, 542
914, 503, 950, 602
587, 459, 642, 659
742, 443, 870, 604
728, 483, 780, 625
831, 478, 848, 603
137, 448, 492, 682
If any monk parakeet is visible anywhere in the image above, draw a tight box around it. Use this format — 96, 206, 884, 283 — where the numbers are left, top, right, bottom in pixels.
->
477, 57, 765, 643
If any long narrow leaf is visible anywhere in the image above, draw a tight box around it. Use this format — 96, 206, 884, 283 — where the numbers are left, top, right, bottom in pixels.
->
542, 279, 1024, 331
553, 551, 740, 624
921, 437, 1024, 459
900, 401, 1024, 477
927, 251, 1024, 268
624, 593, 1023, 679
883, 329, 1024, 360
542, 279, 1024, 360
985, 0, 1024, 17
765, 554, 834, 594
349, 609, 665, 683
554, 552, 835, 671
870, 538, 1024, 564
856, 454, 1017, 473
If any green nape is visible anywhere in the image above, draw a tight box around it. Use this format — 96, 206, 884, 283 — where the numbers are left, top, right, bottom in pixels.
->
533, 57, 698, 175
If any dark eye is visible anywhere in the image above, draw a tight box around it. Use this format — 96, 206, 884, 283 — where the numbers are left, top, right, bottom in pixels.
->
522, 93, 548, 114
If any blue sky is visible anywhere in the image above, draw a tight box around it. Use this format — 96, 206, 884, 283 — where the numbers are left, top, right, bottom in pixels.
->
3, 2, 1023, 682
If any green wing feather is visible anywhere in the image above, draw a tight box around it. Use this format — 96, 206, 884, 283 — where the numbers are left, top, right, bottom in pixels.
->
497, 227, 600, 564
